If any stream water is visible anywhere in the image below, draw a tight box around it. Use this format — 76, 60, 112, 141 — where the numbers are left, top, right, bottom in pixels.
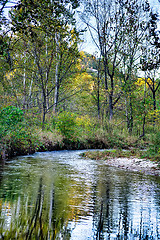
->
0, 150, 160, 239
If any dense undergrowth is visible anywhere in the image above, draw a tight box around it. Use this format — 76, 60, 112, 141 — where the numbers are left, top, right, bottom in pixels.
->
0, 106, 160, 162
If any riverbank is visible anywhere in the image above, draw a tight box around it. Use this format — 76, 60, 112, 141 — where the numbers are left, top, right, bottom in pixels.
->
1, 107, 160, 164
1, 130, 160, 174
0, 127, 134, 160
0, 135, 119, 160
81, 150, 160, 176
104, 156, 160, 176
1, 133, 160, 176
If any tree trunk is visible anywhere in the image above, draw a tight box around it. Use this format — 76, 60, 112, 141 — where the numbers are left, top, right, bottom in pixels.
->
153, 90, 156, 125
153, 90, 156, 111
141, 76, 147, 138
42, 89, 47, 129
128, 94, 133, 134
109, 75, 114, 121
109, 94, 113, 121
103, 58, 109, 119
125, 93, 133, 134
97, 59, 101, 119
23, 53, 26, 110
53, 33, 59, 114
53, 60, 59, 114
29, 74, 33, 108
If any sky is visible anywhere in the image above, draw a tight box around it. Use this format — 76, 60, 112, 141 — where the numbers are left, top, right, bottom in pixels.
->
1, 0, 160, 55
80, 0, 160, 54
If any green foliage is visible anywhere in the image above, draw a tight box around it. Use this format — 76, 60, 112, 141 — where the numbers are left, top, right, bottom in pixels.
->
55, 111, 77, 140
0, 105, 23, 127
150, 131, 160, 154
0, 106, 24, 138
80, 149, 140, 160
53, 112, 96, 141
76, 115, 94, 136
11, 0, 79, 35
0, 106, 40, 159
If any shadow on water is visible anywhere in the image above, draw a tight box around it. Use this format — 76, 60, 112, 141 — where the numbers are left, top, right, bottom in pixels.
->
0, 151, 160, 239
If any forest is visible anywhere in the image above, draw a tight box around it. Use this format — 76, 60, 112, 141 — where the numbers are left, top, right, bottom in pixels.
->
0, 0, 160, 161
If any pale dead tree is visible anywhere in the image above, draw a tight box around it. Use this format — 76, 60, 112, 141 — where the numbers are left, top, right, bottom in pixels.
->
53, 32, 60, 114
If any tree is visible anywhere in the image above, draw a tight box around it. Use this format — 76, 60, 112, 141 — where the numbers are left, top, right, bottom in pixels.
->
140, 10, 160, 127
81, 0, 152, 132
0, 0, 9, 17
81, 0, 126, 121
9, 0, 81, 126
118, 0, 151, 133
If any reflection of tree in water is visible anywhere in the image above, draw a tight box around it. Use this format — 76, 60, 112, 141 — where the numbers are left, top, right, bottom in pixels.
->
93, 171, 160, 240
0, 177, 72, 239
0, 159, 160, 239
117, 175, 130, 239
0, 161, 5, 188
0, 158, 90, 239
25, 177, 44, 239
95, 180, 113, 240
25, 177, 72, 239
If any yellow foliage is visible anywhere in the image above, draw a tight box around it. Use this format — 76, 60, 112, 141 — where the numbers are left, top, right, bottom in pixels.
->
79, 51, 86, 58
73, 72, 93, 88
147, 109, 160, 121
81, 72, 92, 81
19, 7, 23, 14
136, 77, 153, 87
76, 115, 93, 130
89, 82, 94, 91
76, 61, 82, 71
5, 69, 16, 80
69, 28, 78, 44
148, 109, 160, 115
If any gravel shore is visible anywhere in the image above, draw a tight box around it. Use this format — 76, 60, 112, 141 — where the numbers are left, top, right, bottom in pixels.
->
105, 157, 160, 176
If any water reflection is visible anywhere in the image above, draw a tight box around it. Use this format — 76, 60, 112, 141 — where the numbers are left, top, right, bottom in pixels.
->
0, 150, 160, 239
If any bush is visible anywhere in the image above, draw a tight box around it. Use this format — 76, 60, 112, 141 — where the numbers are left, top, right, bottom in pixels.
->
54, 112, 95, 140
55, 111, 77, 140
76, 115, 94, 135
0, 106, 23, 137
150, 131, 160, 153
0, 106, 38, 159
0, 106, 23, 126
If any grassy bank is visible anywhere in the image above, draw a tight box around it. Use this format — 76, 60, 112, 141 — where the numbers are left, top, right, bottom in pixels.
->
81, 148, 160, 164
0, 126, 134, 160
0, 107, 159, 162
81, 129, 160, 164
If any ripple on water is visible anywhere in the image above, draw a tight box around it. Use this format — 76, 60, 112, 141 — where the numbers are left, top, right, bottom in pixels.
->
0, 150, 160, 239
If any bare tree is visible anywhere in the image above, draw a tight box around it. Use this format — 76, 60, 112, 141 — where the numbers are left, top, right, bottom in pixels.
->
81, 0, 128, 121
81, 0, 151, 130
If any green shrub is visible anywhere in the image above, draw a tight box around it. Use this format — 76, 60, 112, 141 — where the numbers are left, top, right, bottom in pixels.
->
76, 115, 94, 136
0, 106, 23, 137
0, 106, 23, 126
55, 111, 77, 140
150, 131, 160, 153
0, 106, 38, 158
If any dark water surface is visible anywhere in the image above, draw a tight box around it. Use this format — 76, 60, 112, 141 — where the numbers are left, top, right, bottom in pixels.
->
0, 150, 160, 239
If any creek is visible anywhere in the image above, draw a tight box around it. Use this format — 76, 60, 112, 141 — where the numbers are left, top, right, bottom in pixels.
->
0, 150, 160, 239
